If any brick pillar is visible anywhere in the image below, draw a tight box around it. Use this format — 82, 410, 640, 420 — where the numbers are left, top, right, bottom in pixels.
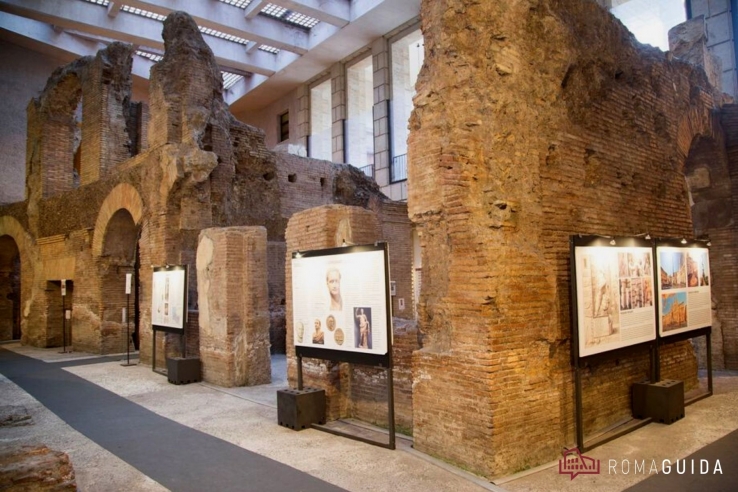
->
331, 63, 346, 163
147, 12, 226, 148
197, 226, 271, 387
80, 43, 134, 185
285, 205, 382, 419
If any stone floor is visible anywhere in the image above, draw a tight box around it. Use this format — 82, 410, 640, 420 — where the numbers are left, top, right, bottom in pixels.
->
1, 341, 737, 492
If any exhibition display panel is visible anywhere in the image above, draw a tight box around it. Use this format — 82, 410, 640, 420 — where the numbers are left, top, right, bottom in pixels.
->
151, 266, 187, 331
570, 235, 713, 452
573, 237, 657, 358
150, 265, 191, 379
656, 241, 712, 338
289, 242, 395, 448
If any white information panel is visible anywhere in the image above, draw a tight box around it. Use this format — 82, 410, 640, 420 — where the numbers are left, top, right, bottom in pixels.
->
657, 246, 711, 337
151, 267, 186, 330
575, 245, 657, 357
292, 248, 389, 355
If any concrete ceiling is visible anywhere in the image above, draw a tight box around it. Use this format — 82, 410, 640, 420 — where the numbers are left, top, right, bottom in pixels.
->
0, 0, 420, 114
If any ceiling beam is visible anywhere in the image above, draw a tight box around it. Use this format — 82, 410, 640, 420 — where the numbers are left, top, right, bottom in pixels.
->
122, 0, 316, 54
0, 11, 154, 81
244, 0, 268, 20
270, 0, 349, 27
107, 2, 122, 18
223, 72, 268, 105
0, 0, 285, 76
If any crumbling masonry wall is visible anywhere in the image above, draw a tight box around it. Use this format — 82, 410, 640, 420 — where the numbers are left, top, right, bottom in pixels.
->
0, 11, 392, 389
713, 106, 738, 369
408, 0, 718, 477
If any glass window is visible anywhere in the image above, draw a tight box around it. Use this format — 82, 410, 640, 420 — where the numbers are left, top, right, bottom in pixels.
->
309, 79, 332, 161
346, 56, 374, 169
391, 29, 424, 182
279, 111, 289, 142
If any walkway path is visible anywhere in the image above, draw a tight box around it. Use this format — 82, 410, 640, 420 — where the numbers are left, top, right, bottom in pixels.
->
0, 348, 345, 492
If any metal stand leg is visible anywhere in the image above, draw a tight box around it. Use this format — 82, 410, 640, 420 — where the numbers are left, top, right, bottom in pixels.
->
575, 361, 583, 450
297, 355, 303, 390
122, 293, 136, 367
707, 332, 713, 395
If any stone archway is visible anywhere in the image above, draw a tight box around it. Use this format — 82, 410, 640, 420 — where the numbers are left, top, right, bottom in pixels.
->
681, 128, 733, 370
0, 236, 21, 341
92, 184, 144, 257
92, 184, 144, 354
684, 134, 732, 235
0, 216, 35, 344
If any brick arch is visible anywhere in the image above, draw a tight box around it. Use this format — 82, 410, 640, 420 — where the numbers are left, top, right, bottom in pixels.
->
0, 216, 33, 260
0, 216, 36, 342
92, 184, 144, 257
676, 104, 717, 163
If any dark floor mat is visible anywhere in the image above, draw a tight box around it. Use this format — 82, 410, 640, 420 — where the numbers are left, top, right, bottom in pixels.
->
0, 348, 346, 492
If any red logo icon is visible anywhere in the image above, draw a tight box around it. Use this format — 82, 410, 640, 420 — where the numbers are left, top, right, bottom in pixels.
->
559, 448, 600, 480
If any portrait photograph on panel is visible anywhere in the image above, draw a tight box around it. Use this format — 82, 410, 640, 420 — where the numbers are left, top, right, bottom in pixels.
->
291, 245, 390, 356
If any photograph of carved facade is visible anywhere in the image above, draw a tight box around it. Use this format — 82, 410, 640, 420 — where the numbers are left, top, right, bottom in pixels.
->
663, 293, 689, 331
3, 0, 738, 483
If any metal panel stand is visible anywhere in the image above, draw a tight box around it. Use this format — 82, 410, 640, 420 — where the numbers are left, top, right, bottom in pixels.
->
295, 353, 396, 450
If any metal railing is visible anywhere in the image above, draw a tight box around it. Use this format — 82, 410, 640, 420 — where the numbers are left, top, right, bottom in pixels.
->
391, 153, 407, 183
358, 164, 374, 179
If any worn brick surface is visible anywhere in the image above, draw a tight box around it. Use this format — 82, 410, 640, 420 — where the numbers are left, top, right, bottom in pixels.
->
408, 0, 715, 478
197, 227, 271, 387
0, 11, 389, 384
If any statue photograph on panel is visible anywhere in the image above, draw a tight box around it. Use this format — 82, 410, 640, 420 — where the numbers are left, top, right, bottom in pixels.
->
354, 307, 372, 349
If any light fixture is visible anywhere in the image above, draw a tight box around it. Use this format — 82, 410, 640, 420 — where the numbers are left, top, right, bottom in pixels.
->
610, 239, 616, 246
681, 238, 687, 244
645, 233, 651, 240
707, 241, 712, 247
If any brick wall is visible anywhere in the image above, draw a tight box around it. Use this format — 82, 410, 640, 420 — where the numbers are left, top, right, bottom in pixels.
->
369, 199, 414, 321
268, 241, 287, 353
0, 11, 397, 373
408, 0, 711, 477
714, 105, 738, 369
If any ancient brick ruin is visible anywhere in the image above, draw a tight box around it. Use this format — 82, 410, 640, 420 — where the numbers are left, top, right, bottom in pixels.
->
0, 12, 402, 373
406, 0, 737, 477
4, 0, 738, 481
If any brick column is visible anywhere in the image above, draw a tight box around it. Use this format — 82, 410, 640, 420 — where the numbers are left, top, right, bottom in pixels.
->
197, 226, 271, 387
